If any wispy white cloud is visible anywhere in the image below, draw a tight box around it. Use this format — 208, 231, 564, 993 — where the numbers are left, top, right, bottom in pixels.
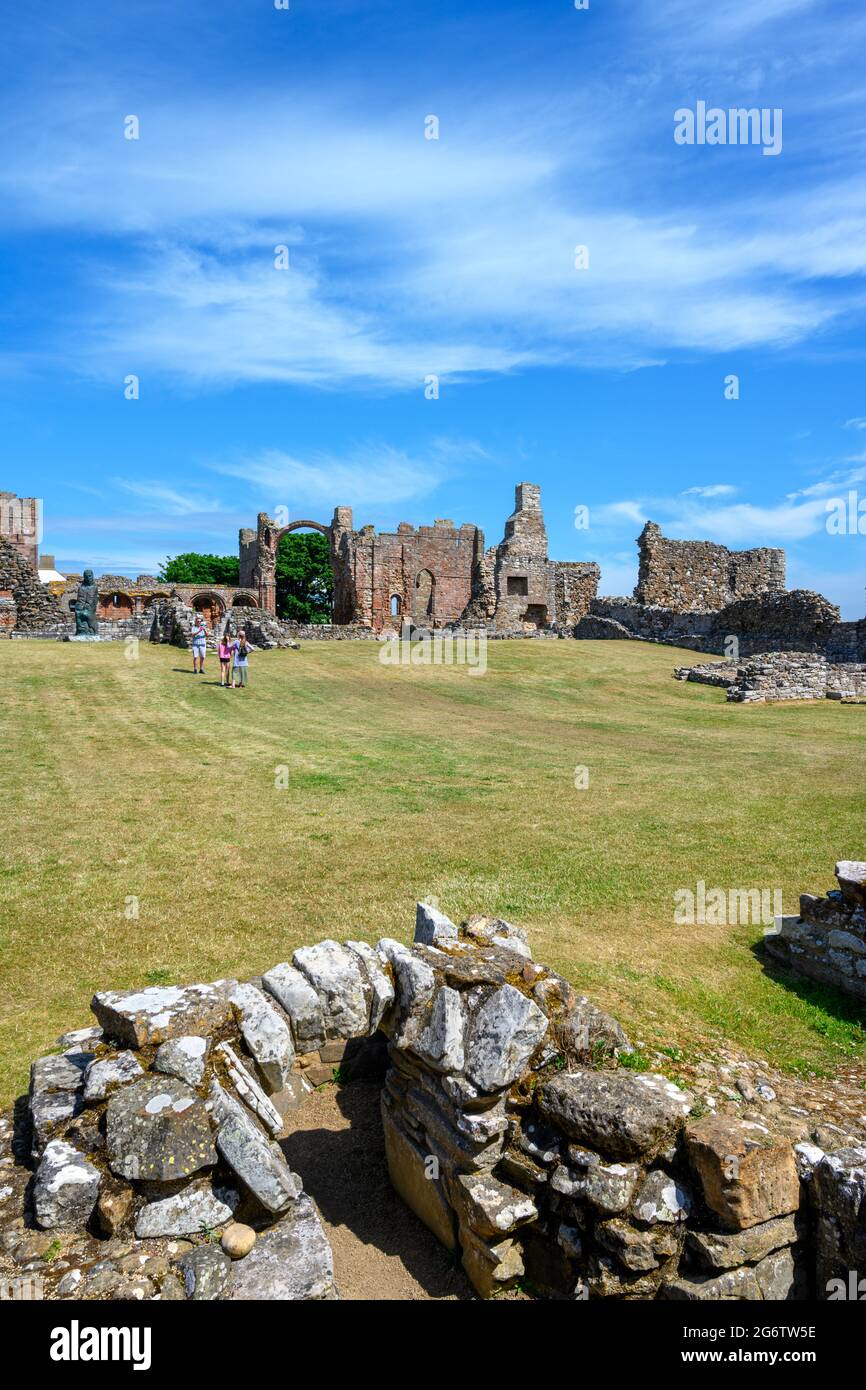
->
681, 484, 737, 498
112, 479, 225, 515
211, 440, 474, 512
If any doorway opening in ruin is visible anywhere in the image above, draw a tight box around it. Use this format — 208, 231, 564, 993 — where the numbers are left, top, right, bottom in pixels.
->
192, 593, 225, 629
275, 526, 334, 624
524, 605, 547, 628
414, 569, 434, 621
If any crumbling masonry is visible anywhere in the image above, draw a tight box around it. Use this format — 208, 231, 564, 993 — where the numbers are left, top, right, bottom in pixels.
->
6, 896, 864, 1302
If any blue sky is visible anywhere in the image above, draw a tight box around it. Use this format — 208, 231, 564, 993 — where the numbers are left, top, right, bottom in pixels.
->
2, 0, 866, 613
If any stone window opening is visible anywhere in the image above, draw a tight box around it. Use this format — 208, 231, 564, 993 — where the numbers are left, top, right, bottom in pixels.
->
507, 576, 529, 597
414, 569, 435, 620
390, 595, 402, 617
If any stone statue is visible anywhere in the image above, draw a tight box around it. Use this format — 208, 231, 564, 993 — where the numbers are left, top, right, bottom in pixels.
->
71, 568, 99, 635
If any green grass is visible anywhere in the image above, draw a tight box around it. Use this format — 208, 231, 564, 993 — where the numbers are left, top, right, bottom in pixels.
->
1, 637, 865, 1105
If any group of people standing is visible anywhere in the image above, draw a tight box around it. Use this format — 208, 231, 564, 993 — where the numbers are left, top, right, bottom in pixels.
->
190, 618, 251, 688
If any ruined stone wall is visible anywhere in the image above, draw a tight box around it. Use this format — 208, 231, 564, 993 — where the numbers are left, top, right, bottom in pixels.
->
10, 897, 865, 1302
552, 562, 602, 627
674, 652, 866, 703
0, 537, 64, 634
0, 492, 39, 569
635, 522, 785, 612
459, 484, 599, 633
343, 519, 480, 630
587, 590, 842, 658
247, 486, 598, 635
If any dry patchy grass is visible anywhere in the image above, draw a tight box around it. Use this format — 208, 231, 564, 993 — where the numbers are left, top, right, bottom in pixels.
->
1, 637, 865, 1104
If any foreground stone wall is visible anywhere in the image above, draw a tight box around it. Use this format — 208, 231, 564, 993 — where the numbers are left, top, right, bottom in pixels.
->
7, 901, 865, 1301
766, 861, 866, 1004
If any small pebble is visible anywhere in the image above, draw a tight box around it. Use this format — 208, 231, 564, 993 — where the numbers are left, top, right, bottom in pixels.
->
221, 1222, 256, 1259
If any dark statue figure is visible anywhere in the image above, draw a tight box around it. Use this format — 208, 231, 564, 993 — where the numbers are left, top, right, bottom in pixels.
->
71, 568, 99, 635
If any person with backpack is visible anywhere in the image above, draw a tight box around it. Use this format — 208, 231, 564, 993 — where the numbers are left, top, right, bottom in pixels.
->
232, 631, 251, 688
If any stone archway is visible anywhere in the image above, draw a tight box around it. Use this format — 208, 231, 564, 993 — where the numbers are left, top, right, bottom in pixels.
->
192, 592, 225, 629
271, 524, 334, 624
254, 517, 334, 617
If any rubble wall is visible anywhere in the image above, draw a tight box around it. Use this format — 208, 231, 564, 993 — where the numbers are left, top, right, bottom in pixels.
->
635, 522, 785, 611
7, 898, 865, 1302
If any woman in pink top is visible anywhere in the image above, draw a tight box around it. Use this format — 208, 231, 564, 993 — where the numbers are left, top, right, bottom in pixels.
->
218, 634, 234, 687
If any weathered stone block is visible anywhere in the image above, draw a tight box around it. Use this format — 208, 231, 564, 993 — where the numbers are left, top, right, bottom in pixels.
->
230, 982, 294, 1093
34, 1139, 101, 1230
106, 1075, 217, 1183
261, 963, 326, 1051
381, 1099, 456, 1250
292, 940, 370, 1040
684, 1114, 800, 1231
135, 1177, 239, 1238
465, 984, 548, 1091
91, 982, 233, 1048
538, 1070, 691, 1160
226, 1194, 337, 1300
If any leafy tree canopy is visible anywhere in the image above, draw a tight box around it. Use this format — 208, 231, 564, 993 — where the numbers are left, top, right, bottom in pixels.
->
159, 553, 240, 585
276, 532, 333, 623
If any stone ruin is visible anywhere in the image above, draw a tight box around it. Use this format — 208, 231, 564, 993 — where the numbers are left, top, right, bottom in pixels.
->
244, 483, 600, 635
4, 480, 866, 677
767, 860, 866, 1005
674, 651, 866, 704
0, 537, 65, 636
635, 522, 786, 611
4, 900, 865, 1302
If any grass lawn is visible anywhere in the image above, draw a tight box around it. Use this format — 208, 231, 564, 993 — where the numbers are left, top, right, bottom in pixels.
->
2, 636, 865, 1106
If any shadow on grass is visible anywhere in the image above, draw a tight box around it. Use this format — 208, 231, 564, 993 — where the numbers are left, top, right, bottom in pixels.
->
752, 939, 866, 1041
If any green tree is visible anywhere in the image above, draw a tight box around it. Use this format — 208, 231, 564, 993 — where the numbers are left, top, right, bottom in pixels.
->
275, 532, 333, 623
159, 553, 240, 585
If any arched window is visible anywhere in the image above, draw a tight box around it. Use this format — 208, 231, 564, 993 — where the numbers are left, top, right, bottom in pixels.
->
390, 595, 401, 617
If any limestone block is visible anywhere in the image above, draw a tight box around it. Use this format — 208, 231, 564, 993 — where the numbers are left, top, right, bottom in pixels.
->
262, 962, 327, 1052
226, 1194, 337, 1300
106, 1075, 216, 1183
414, 902, 459, 948
413, 986, 465, 1073
465, 984, 548, 1092
34, 1140, 101, 1230
211, 1082, 301, 1214
292, 940, 370, 1039
154, 1035, 209, 1087
230, 982, 294, 1093
381, 1099, 456, 1250
83, 1050, 144, 1103
135, 1177, 239, 1237
91, 982, 233, 1048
